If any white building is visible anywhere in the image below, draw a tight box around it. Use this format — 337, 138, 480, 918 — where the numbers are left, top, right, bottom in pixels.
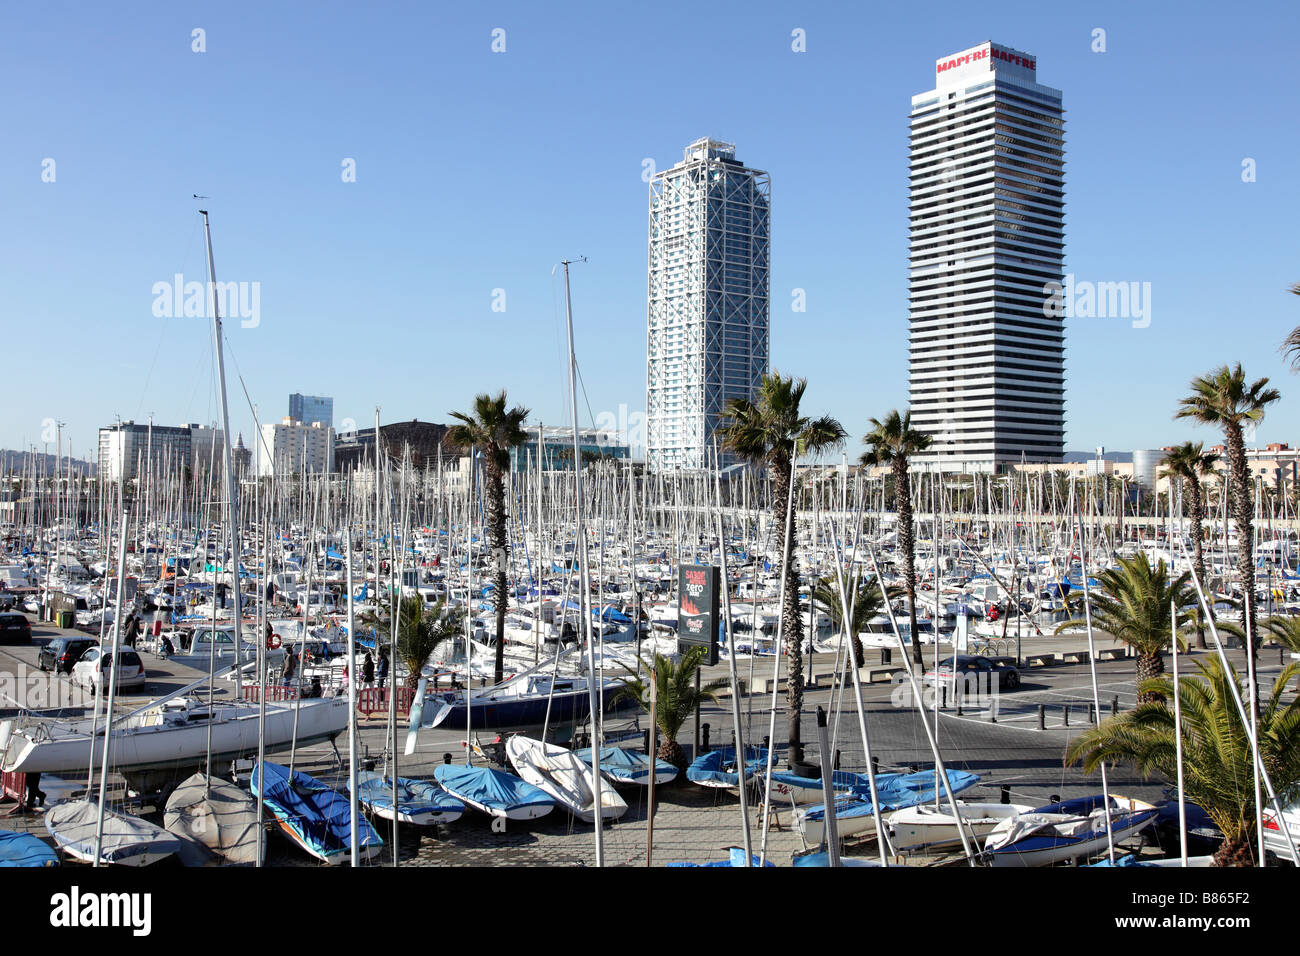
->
97, 421, 223, 483
646, 138, 770, 472
908, 43, 1066, 472
257, 418, 335, 476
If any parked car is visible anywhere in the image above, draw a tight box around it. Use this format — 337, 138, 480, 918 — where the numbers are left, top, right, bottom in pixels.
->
71, 647, 147, 693
923, 654, 1021, 691
38, 636, 99, 674
0, 612, 33, 645
1263, 791, 1300, 864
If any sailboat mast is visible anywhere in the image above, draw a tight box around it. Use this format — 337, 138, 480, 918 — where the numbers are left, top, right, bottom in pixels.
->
561, 259, 603, 866
200, 210, 244, 710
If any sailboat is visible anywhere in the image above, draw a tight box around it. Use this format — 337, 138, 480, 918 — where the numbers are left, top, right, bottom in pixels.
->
505, 735, 628, 822
350, 770, 465, 826
164, 772, 264, 864
251, 762, 384, 864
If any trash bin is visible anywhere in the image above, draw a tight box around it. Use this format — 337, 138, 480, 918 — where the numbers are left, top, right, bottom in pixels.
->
57, 610, 74, 629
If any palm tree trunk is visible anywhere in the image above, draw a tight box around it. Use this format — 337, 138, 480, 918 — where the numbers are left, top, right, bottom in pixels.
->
484, 455, 508, 686
1190, 480, 1210, 650
896, 457, 922, 666
1136, 650, 1166, 705
772, 452, 804, 763
1226, 424, 1259, 712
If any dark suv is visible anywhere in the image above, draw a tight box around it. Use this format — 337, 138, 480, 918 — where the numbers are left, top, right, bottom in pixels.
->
38, 636, 97, 673
0, 613, 32, 645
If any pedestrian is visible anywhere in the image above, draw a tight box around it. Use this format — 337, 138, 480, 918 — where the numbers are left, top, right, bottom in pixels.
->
362, 651, 374, 687
340, 662, 350, 696
376, 647, 389, 687
123, 613, 141, 649
281, 647, 298, 686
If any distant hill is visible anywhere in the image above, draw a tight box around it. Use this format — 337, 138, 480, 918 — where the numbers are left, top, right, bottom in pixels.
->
0, 450, 97, 476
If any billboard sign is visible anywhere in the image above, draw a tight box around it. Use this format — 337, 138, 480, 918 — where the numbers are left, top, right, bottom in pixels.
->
677, 564, 719, 666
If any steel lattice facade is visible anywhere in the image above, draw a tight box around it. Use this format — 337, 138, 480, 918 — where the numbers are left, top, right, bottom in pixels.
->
646, 138, 770, 472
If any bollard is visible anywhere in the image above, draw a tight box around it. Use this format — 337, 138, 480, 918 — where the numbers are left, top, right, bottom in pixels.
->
644, 729, 651, 755
1001, 784, 1010, 805
763, 735, 770, 752
910, 764, 919, 774
1037, 704, 1045, 730
1089, 703, 1096, 725
1111, 695, 1119, 718
1063, 704, 1070, 727
941, 685, 947, 710
872, 755, 880, 776
701, 723, 711, 754
834, 749, 841, 770
1050, 793, 1061, 806
443, 753, 452, 765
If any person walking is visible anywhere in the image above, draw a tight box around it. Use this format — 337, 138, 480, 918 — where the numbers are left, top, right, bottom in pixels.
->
376, 647, 389, 687
362, 651, 374, 687
281, 647, 298, 687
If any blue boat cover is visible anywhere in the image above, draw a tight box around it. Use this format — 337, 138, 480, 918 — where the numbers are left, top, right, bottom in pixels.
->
352, 772, 466, 816
686, 747, 768, 787
0, 830, 57, 867
573, 747, 677, 784
667, 847, 774, 867
252, 763, 383, 860
802, 769, 981, 823
433, 764, 554, 813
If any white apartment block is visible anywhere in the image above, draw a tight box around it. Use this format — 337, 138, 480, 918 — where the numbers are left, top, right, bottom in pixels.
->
909, 43, 1066, 472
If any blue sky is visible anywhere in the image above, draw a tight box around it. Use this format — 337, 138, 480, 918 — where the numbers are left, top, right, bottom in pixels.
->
3, 0, 1298, 465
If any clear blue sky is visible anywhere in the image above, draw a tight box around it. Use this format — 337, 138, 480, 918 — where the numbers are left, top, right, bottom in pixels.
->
3, 0, 1298, 465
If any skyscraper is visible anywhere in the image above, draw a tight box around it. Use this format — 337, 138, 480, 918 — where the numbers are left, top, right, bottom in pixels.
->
288, 393, 333, 429
908, 43, 1065, 472
646, 138, 770, 472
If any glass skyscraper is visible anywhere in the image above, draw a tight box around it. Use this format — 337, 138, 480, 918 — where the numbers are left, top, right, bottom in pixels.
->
646, 138, 770, 472
908, 43, 1065, 472
288, 393, 333, 429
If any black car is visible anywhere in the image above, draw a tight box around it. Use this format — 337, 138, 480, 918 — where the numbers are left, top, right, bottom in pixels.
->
38, 636, 98, 673
924, 654, 1022, 690
0, 613, 32, 645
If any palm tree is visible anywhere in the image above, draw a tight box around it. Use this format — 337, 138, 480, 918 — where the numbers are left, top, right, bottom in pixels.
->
862, 410, 931, 667
1161, 442, 1220, 649
394, 597, 464, 689
1280, 282, 1300, 369
717, 372, 846, 763
1066, 656, 1300, 866
1261, 614, 1300, 656
1176, 364, 1280, 698
811, 573, 892, 670
447, 391, 530, 686
1054, 552, 1193, 704
361, 594, 464, 689
614, 647, 730, 773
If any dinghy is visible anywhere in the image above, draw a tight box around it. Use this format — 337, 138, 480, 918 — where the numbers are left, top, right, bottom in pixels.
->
686, 746, 768, 789
667, 847, 776, 867
505, 736, 629, 823
0, 830, 58, 867
765, 768, 874, 805
351, 771, 465, 826
45, 799, 186, 866
250, 762, 384, 865
796, 769, 981, 844
433, 763, 555, 821
164, 772, 263, 865
887, 801, 1034, 850
572, 746, 677, 786
983, 794, 1159, 867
